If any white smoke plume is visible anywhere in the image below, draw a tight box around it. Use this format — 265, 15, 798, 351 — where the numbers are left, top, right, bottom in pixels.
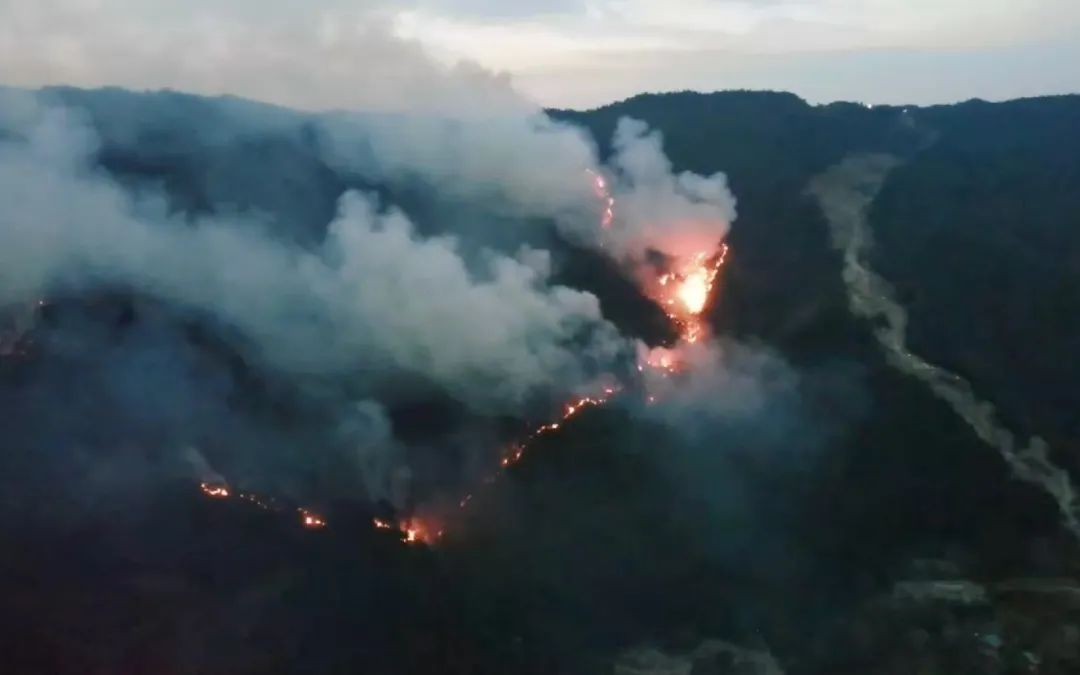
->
0, 59, 741, 512
317, 110, 600, 224
601, 118, 736, 264
316, 112, 737, 268
335, 400, 410, 506
639, 339, 800, 431
0, 99, 625, 414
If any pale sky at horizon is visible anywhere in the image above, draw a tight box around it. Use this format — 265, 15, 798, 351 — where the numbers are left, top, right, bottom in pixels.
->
2, 0, 1079, 111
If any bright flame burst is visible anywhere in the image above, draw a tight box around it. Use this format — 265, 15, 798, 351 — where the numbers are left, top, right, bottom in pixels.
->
584, 166, 727, 344
653, 244, 729, 346
676, 268, 709, 314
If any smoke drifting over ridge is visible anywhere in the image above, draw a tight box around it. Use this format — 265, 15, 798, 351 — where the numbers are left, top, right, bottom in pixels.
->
0, 99, 623, 411
317, 103, 737, 268
602, 118, 736, 262
0, 69, 767, 523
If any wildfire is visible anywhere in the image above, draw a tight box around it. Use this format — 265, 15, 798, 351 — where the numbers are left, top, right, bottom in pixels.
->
583, 167, 728, 348
193, 169, 731, 549
444, 169, 731, 527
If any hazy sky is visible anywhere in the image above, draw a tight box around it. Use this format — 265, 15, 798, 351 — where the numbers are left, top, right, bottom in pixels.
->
3, 0, 1079, 110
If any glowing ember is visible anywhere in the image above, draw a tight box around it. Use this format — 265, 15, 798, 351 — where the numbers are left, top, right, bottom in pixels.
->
373, 515, 440, 545
643, 347, 682, 376
400, 518, 440, 545
444, 385, 622, 526
237, 491, 273, 510
299, 508, 326, 529
499, 388, 620, 469
586, 169, 615, 229
196, 481, 442, 544
422, 385, 623, 544
200, 482, 230, 498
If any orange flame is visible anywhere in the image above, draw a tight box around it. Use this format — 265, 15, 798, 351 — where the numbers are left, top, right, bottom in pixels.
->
200, 482, 230, 498
496, 387, 619, 471
400, 518, 441, 545
299, 508, 326, 529
584, 167, 728, 347
648, 244, 729, 346
373, 516, 441, 545
636, 246, 728, 386
440, 384, 622, 533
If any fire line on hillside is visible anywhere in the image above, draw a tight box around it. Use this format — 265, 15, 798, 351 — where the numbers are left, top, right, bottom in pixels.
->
197, 168, 730, 546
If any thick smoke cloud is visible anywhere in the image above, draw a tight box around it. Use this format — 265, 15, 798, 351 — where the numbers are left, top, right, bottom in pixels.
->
640, 340, 798, 430
0, 99, 625, 413
316, 112, 737, 267
318, 110, 599, 223
602, 117, 736, 263
636, 337, 834, 468
0, 90, 635, 511
0, 73, 748, 516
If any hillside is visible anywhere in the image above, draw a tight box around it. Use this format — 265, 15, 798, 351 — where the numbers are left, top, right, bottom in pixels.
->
3, 87, 1080, 674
